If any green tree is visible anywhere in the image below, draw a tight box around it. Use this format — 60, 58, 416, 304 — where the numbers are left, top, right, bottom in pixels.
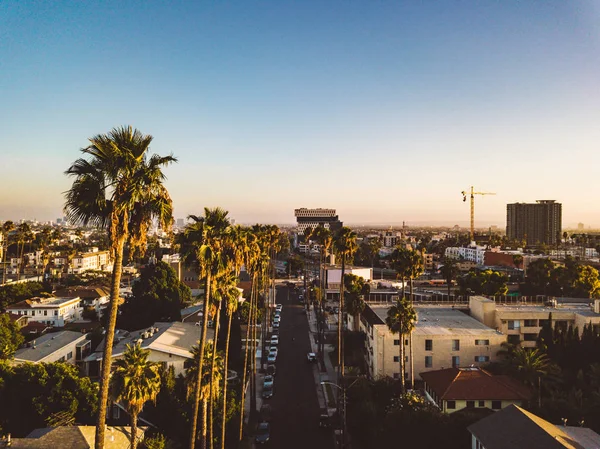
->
439, 257, 459, 298
343, 273, 370, 331
390, 246, 411, 299
333, 227, 358, 378
0, 281, 50, 310
118, 261, 191, 330
0, 313, 24, 360
458, 269, 508, 296
64, 125, 176, 449
523, 258, 555, 295
1, 221, 15, 285
385, 298, 417, 393
571, 265, 600, 299
111, 344, 161, 449
405, 249, 424, 388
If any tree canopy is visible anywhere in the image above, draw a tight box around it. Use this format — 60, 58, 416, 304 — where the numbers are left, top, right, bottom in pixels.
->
0, 281, 51, 310
523, 257, 600, 298
458, 269, 508, 296
0, 313, 24, 360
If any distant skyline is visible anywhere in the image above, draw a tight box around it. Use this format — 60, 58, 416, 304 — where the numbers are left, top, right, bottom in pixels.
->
1, 1, 600, 227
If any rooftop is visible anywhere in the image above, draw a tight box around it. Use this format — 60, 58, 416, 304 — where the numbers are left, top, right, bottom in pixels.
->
14, 331, 87, 363
421, 367, 530, 401
468, 404, 600, 449
493, 302, 600, 318
7, 296, 82, 309
368, 304, 502, 336
54, 286, 109, 299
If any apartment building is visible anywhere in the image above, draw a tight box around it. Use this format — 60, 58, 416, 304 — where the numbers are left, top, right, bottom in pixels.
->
13, 331, 90, 365
7, 296, 83, 326
445, 245, 487, 266
360, 304, 505, 381
294, 208, 343, 234
71, 247, 111, 274
507, 200, 562, 246
470, 296, 600, 348
324, 265, 372, 290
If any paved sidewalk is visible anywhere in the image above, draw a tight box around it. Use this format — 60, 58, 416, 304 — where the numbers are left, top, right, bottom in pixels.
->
306, 308, 338, 407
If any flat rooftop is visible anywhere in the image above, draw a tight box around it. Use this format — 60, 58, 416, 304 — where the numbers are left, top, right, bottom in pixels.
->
7, 296, 81, 309
494, 303, 600, 318
14, 331, 87, 362
369, 304, 501, 336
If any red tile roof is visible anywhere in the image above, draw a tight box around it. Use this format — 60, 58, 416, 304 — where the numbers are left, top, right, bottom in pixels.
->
420, 368, 531, 401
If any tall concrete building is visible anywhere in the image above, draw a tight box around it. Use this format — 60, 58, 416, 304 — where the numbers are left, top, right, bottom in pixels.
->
506, 200, 562, 245
294, 208, 342, 234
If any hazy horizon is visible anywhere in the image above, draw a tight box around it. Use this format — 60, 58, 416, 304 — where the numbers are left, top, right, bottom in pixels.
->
2, 1, 600, 227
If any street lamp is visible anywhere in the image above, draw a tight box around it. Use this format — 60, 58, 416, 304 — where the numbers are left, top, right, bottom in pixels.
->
321, 378, 361, 449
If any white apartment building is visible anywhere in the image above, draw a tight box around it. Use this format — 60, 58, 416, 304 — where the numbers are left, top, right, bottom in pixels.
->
470, 296, 600, 348
13, 331, 90, 365
71, 247, 111, 273
360, 304, 505, 381
7, 296, 83, 326
445, 244, 487, 266
324, 265, 372, 290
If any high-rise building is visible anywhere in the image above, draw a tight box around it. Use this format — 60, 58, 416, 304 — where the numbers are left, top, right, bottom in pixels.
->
506, 200, 562, 245
176, 218, 184, 228
294, 208, 342, 234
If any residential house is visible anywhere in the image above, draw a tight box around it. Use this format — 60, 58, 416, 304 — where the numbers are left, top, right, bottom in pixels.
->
359, 304, 505, 381
6, 312, 28, 328
0, 426, 144, 449
71, 247, 111, 274
84, 321, 211, 377
468, 404, 600, 449
54, 286, 110, 317
13, 331, 90, 365
6, 296, 83, 326
421, 367, 530, 414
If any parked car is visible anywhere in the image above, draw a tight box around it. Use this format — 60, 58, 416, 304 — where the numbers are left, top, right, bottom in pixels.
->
262, 385, 273, 399
269, 347, 278, 357
267, 352, 277, 363
307, 352, 317, 363
263, 375, 274, 389
273, 321, 280, 329
267, 364, 276, 376
319, 407, 331, 428
255, 422, 271, 444
270, 335, 279, 346
260, 404, 273, 422
276, 304, 283, 312
272, 327, 279, 335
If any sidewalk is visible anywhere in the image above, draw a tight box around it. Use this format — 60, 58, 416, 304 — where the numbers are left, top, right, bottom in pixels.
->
306, 308, 338, 409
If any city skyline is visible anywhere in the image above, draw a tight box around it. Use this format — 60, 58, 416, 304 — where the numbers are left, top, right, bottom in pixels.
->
2, 1, 600, 226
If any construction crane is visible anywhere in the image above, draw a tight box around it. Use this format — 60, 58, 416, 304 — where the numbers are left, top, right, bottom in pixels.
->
461, 186, 496, 242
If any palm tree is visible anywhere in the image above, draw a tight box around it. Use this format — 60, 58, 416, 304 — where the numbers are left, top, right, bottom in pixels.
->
186, 343, 224, 449
110, 343, 161, 449
343, 273, 370, 331
333, 226, 358, 379
180, 208, 231, 449
64, 125, 175, 449
439, 257, 459, 299
390, 246, 410, 299
16, 222, 32, 280
385, 298, 417, 393
405, 249, 423, 389
1, 220, 14, 284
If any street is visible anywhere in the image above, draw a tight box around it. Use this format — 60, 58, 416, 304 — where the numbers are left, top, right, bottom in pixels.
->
266, 285, 332, 449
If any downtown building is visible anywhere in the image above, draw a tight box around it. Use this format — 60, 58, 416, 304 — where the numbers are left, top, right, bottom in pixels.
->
294, 208, 343, 234
506, 200, 562, 246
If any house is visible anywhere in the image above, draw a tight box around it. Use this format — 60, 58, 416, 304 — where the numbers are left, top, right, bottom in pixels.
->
71, 247, 111, 274
54, 286, 110, 316
0, 425, 144, 449
468, 404, 600, 449
6, 312, 28, 328
421, 367, 530, 414
359, 304, 506, 381
84, 321, 211, 377
13, 331, 90, 365
6, 296, 83, 326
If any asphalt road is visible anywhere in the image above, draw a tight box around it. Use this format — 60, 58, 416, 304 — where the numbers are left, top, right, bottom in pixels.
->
266, 286, 332, 449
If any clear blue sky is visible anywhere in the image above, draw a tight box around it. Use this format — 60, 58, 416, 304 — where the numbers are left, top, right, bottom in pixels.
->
1, 1, 599, 227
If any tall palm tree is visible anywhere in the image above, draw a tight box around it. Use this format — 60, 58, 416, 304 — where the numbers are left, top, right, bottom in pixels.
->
385, 297, 417, 393
333, 226, 358, 379
1, 221, 15, 284
16, 222, 32, 280
186, 343, 223, 449
110, 343, 161, 449
64, 125, 175, 449
314, 226, 333, 356
405, 249, 423, 389
439, 257, 459, 299
343, 273, 370, 332
180, 208, 231, 449
390, 246, 410, 299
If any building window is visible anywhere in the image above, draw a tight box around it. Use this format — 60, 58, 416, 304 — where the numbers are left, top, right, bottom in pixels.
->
452, 356, 460, 368
474, 356, 490, 362
452, 340, 460, 351
446, 401, 456, 409
405, 339, 408, 346
394, 356, 400, 362
393, 373, 400, 379
54, 311, 58, 316
466, 400, 475, 408
523, 333, 537, 342
507, 335, 521, 345
44, 310, 47, 316
393, 339, 400, 346
425, 356, 433, 368
425, 340, 433, 351
492, 401, 502, 410
524, 319, 537, 327
507, 320, 520, 330
66, 351, 73, 360
475, 339, 490, 346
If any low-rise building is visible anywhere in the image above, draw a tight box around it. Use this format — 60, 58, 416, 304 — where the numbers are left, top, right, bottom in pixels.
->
13, 330, 90, 365
54, 286, 110, 316
421, 367, 530, 414
0, 426, 144, 449
445, 245, 487, 266
7, 296, 83, 326
324, 265, 372, 290
71, 247, 111, 273
468, 404, 600, 449
360, 304, 506, 381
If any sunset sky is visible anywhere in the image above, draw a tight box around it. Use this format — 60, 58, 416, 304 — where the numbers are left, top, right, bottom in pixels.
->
1, 1, 599, 228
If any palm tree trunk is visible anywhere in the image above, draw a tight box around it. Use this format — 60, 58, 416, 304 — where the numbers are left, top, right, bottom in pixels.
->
209, 299, 222, 449
401, 276, 406, 300
239, 273, 255, 441
400, 331, 405, 393
2, 237, 8, 285
221, 311, 233, 449
95, 235, 126, 449
338, 254, 345, 379
130, 410, 139, 449
190, 271, 212, 449
409, 277, 415, 389
202, 397, 208, 449
250, 280, 258, 423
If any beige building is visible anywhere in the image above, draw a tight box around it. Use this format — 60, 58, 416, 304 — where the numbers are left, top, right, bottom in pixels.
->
360, 304, 506, 381
13, 331, 90, 365
470, 296, 600, 348
71, 247, 111, 274
7, 296, 83, 327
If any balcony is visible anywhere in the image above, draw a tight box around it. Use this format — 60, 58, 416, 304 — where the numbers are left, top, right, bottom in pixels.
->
521, 326, 540, 334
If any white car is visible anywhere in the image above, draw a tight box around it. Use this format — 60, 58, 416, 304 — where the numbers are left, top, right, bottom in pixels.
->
270, 335, 279, 346
276, 304, 283, 312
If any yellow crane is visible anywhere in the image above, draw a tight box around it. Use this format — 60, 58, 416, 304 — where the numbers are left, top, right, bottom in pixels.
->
461, 186, 496, 242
